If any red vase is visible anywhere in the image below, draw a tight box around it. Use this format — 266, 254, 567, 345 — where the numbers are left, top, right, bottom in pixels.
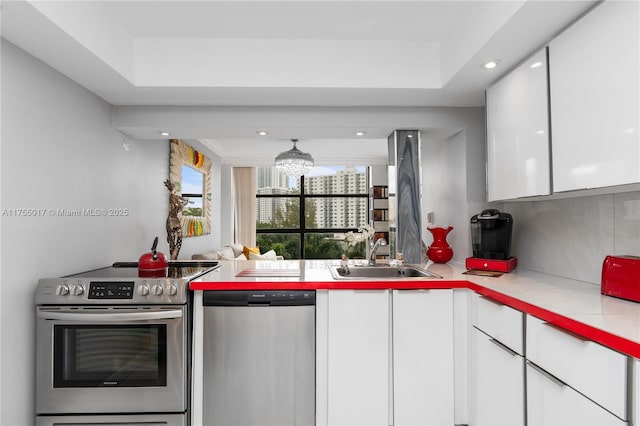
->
426, 226, 454, 263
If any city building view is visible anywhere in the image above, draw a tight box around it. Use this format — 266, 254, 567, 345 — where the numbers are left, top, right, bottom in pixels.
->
256, 166, 369, 259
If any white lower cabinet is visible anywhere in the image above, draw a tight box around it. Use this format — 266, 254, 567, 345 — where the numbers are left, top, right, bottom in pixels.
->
325, 290, 390, 426
634, 358, 640, 426
470, 293, 525, 426
526, 315, 629, 422
316, 290, 634, 426
316, 289, 455, 426
471, 327, 525, 426
392, 289, 454, 426
527, 361, 626, 426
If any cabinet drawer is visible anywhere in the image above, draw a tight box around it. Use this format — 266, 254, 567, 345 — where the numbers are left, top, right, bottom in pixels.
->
527, 362, 626, 425
472, 327, 525, 425
526, 315, 628, 420
472, 293, 523, 354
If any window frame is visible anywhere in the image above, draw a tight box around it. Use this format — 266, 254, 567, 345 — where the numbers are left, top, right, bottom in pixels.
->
256, 170, 370, 259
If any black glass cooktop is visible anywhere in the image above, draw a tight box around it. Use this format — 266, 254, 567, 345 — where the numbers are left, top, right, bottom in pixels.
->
63, 261, 220, 280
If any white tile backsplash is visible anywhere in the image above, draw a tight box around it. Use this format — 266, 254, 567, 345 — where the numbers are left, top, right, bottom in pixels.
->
614, 192, 640, 256
506, 191, 640, 285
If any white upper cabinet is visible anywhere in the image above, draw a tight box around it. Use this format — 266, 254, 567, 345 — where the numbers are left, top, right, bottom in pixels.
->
486, 48, 551, 201
549, 0, 640, 192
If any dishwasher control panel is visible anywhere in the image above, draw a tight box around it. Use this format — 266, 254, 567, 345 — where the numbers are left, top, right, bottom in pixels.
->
203, 290, 316, 306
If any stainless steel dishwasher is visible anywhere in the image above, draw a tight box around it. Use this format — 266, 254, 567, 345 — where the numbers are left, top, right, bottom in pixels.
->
202, 290, 315, 426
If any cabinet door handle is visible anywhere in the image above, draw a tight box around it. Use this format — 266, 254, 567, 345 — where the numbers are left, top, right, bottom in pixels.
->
543, 321, 589, 342
480, 295, 504, 307
489, 337, 519, 357
527, 360, 566, 387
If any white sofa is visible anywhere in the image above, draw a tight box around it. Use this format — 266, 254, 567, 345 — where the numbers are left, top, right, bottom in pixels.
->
192, 243, 283, 261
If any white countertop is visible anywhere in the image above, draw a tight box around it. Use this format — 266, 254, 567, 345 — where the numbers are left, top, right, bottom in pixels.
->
191, 259, 640, 358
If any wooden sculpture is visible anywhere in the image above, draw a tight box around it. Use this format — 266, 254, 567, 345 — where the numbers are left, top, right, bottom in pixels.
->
164, 179, 190, 260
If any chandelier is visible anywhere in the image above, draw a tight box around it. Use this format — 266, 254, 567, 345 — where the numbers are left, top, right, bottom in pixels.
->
274, 139, 314, 176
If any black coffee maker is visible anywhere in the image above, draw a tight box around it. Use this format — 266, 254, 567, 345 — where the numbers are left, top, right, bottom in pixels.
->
470, 209, 513, 260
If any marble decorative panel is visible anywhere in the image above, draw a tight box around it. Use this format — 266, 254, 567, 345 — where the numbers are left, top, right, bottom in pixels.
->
389, 130, 422, 264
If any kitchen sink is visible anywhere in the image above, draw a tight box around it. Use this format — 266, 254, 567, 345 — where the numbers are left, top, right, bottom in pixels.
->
329, 264, 442, 280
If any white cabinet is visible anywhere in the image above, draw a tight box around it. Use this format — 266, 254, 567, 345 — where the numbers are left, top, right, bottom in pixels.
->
324, 290, 390, 426
550, 0, 640, 192
634, 358, 640, 426
392, 289, 454, 426
473, 293, 523, 354
527, 318, 627, 426
527, 362, 626, 426
470, 293, 525, 426
486, 47, 551, 201
316, 289, 456, 426
472, 327, 525, 426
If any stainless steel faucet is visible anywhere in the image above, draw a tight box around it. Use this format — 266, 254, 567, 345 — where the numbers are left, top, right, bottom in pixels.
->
368, 237, 388, 266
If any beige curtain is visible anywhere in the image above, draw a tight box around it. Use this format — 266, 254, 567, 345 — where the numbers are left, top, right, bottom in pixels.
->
232, 167, 257, 247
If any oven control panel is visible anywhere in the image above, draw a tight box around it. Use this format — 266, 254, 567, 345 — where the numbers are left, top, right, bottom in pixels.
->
88, 282, 134, 299
35, 278, 189, 305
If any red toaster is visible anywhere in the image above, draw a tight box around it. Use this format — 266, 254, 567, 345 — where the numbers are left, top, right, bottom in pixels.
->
601, 255, 640, 303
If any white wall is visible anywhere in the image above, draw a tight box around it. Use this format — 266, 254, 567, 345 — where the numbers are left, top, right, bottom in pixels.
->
421, 109, 495, 263
0, 40, 220, 425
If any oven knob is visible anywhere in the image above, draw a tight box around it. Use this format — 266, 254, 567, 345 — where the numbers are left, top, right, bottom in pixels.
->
72, 285, 84, 296
152, 284, 164, 296
137, 284, 150, 296
168, 284, 178, 296
57, 284, 70, 296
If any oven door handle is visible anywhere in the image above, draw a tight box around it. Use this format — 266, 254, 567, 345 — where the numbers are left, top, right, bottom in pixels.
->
37, 309, 183, 322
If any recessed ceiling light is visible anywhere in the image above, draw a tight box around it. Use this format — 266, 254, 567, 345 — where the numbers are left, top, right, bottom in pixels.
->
160, 131, 170, 136
530, 62, 543, 69
257, 131, 268, 136
355, 131, 366, 136
482, 59, 501, 70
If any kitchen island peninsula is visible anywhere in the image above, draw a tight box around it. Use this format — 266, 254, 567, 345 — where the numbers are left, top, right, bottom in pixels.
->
190, 259, 640, 426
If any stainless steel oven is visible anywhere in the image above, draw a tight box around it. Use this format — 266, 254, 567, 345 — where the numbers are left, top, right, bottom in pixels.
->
36, 305, 187, 414
34, 261, 218, 426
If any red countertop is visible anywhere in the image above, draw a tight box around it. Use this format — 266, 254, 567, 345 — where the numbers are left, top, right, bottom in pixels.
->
190, 259, 640, 358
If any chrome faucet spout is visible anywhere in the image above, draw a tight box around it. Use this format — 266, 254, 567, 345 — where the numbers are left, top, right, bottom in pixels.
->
368, 237, 388, 266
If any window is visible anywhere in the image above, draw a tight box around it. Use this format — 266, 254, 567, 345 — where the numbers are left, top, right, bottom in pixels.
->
256, 166, 369, 259
181, 165, 203, 217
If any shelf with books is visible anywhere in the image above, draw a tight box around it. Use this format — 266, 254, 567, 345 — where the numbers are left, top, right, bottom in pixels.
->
370, 185, 390, 259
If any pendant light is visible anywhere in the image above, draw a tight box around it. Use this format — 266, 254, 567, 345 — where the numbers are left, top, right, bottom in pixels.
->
274, 139, 314, 176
